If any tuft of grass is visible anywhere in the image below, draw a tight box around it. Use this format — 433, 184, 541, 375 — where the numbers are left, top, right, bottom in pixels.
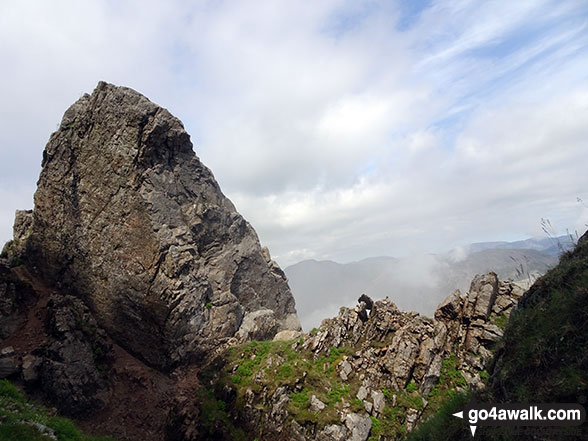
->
289, 388, 310, 409
404, 391, 471, 441
406, 381, 418, 393
326, 383, 349, 406
492, 313, 508, 330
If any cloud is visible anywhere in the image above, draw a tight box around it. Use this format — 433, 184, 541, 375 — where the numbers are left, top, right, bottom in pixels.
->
1, 0, 587, 271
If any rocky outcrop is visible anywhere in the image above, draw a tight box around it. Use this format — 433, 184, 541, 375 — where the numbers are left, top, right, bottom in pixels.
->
21, 81, 299, 369
203, 273, 524, 441
0, 210, 33, 268
0, 264, 36, 340
39, 294, 114, 415
304, 272, 523, 395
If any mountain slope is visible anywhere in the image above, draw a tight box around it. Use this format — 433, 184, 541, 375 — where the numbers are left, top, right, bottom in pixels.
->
407, 230, 588, 440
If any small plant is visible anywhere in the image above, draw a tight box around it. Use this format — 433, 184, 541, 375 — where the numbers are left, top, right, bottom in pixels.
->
492, 313, 508, 330
289, 388, 310, 409
205, 302, 212, 309
236, 364, 253, 377
276, 363, 293, 380
406, 381, 418, 393
326, 383, 349, 406
368, 416, 382, 440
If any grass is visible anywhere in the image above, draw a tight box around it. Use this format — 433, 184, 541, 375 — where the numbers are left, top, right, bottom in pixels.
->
490, 237, 588, 405
199, 337, 364, 435
0, 380, 116, 441
326, 383, 349, 406
404, 391, 471, 441
404, 233, 588, 441
491, 313, 508, 330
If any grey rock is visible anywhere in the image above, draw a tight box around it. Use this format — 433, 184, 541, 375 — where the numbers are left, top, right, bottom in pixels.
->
356, 385, 369, 401
26, 82, 300, 369
339, 359, 352, 380
0, 346, 14, 356
434, 289, 463, 320
363, 400, 373, 414
0, 265, 35, 339
22, 354, 42, 384
28, 422, 57, 441
40, 294, 113, 415
310, 394, 326, 412
237, 309, 278, 342
267, 386, 290, 429
468, 273, 499, 319
273, 329, 302, 341
344, 413, 372, 441
371, 390, 385, 415
0, 357, 20, 378
405, 408, 420, 432
318, 424, 347, 441
13, 210, 33, 243
289, 420, 308, 441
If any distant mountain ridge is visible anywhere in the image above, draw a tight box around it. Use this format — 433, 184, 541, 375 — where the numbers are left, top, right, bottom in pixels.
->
286, 236, 570, 330
466, 234, 576, 256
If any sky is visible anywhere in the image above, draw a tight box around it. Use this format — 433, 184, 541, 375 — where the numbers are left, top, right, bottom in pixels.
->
1, 0, 588, 268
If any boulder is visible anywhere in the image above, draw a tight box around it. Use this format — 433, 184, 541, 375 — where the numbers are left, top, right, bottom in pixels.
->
434, 289, 463, 321
25, 82, 300, 369
0, 356, 20, 378
344, 413, 372, 441
22, 354, 42, 384
273, 330, 302, 341
310, 394, 326, 412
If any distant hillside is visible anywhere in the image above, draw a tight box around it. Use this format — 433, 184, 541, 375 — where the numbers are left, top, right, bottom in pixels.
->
467, 234, 576, 256
286, 238, 563, 330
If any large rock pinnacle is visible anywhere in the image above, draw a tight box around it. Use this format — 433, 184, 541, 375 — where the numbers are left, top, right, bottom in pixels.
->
27, 81, 300, 369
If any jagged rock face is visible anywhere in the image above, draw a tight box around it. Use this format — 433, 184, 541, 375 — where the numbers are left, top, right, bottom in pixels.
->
26, 81, 299, 369
208, 273, 524, 441
0, 265, 36, 340
40, 294, 113, 415
303, 273, 523, 396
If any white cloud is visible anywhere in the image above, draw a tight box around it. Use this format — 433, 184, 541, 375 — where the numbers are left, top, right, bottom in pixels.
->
0, 0, 587, 271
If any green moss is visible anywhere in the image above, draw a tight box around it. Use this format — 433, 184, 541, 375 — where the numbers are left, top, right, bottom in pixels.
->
326, 383, 349, 406
276, 363, 294, 380
289, 388, 310, 409
236, 364, 253, 377
231, 375, 243, 384
406, 381, 418, 393
492, 313, 508, 330
368, 416, 381, 440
